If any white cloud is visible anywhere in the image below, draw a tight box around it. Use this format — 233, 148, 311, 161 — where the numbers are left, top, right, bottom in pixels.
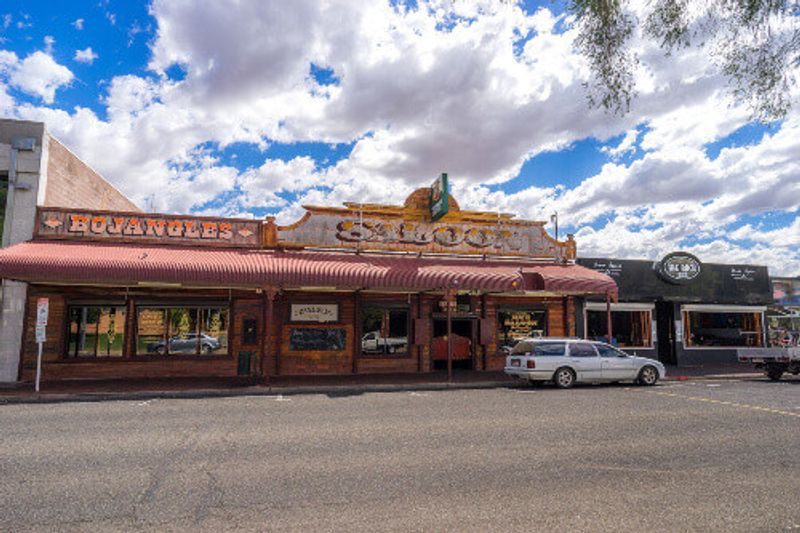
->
2, 51, 73, 104
5, 0, 797, 277
72, 18, 84, 30
43, 35, 55, 55
74, 47, 98, 64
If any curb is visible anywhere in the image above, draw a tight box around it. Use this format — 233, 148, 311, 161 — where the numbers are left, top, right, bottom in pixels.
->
0, 380, 516, 405
0, 372, 770, 405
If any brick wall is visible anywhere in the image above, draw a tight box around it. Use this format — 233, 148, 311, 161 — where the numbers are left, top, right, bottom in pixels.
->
44, 136, 139, 212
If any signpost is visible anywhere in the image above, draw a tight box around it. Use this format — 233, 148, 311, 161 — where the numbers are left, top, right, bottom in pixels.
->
35, 297, 48, 392
429, 173, 449, 221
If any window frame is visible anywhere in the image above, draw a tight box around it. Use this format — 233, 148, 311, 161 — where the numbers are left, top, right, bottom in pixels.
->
583, 303, 654, 349
359, 301, 412, 358
496, 306, 548, 354
134, 304, 231, 358
63, 303, 127, 359
681, 307, 765, 349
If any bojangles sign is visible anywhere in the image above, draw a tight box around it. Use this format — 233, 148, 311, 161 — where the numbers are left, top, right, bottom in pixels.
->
37, 208, 261, 248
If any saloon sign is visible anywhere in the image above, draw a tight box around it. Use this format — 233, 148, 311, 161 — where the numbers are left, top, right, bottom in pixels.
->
37, 208, 261, 248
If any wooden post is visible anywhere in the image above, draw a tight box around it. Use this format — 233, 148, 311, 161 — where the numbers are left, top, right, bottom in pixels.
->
261, 287, 278, 382
606, 292, 613, 345
445, 289, 455, 382
353, 291, 360, 374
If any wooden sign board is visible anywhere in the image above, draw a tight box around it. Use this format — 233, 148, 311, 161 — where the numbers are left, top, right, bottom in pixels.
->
37, 208, 261, 248
275, 188, 575, 260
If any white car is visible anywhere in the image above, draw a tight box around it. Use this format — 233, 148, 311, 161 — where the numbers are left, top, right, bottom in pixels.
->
504, 338, 666, 388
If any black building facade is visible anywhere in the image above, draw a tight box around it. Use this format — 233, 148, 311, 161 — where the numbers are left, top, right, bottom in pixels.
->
577, 253, 772, 365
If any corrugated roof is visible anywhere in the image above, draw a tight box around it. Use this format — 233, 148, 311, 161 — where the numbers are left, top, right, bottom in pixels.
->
0, 241, 616, 295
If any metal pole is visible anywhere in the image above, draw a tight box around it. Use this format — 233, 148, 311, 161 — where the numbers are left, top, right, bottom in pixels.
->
35, 342, 43, 392
606, 292, 613, 344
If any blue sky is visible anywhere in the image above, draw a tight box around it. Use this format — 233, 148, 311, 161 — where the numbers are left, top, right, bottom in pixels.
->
0, 1, 797, 275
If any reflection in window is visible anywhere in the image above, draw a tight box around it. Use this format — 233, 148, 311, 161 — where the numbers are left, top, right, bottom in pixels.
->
586, 310, 652, 347
137, 307, 229, 355
66, 306, 126, 358
498, 310, 546, 352
684, 311, 762, 348
361, 306, 409, 355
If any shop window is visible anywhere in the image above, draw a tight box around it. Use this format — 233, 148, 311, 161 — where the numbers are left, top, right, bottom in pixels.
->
66, 306, 126, 358
361, 306, 409, 356
586, 310, 652, 347
497, 310, 546, 352
684, 311, 762, 348
136, 306, 229, 355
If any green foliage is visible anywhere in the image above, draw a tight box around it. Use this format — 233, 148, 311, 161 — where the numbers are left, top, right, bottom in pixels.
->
569, 0, 800, 121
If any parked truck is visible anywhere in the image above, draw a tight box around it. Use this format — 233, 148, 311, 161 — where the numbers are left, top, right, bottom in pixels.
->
737, 347, 800, 381
361, 331, 407, 354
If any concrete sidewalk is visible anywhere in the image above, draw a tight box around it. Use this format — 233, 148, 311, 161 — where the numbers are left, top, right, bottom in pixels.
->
0, 365, 768, 405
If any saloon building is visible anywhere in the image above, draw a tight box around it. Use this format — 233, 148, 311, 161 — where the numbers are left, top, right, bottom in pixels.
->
577, 254, 772, 365
0, 188, 618, 382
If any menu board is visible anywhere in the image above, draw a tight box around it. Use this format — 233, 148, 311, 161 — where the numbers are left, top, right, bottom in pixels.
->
289, 328, 347, 351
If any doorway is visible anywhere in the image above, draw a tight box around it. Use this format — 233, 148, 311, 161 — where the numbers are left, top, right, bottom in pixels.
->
431, 317, 475, 370
655, 301, 677, 365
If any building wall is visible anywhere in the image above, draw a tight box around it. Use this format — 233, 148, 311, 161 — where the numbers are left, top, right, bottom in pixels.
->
44, 137, 139, 212
0, 119, 140, 382
16, 284, 582, 381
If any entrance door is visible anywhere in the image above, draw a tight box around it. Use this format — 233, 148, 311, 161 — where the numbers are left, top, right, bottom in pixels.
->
655, 302, 677, 365
431, 318, 475, 370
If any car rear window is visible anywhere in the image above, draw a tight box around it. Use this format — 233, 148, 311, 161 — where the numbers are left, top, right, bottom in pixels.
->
533, 342, 567, 356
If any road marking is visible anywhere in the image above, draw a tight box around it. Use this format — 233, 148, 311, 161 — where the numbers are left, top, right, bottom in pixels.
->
640, 390, 800, 418
273, 394, 291, 402
409, 392, 429, 397
706, 384, 721, 387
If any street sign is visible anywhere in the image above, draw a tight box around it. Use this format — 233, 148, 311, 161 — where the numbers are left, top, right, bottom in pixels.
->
429, 173, 449, 221
35, 297, 48, 392
36, 297, 49, 326
35, 324, 46, 343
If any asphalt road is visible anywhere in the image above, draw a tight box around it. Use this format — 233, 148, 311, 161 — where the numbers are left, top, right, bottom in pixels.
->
1, 378, 798, 532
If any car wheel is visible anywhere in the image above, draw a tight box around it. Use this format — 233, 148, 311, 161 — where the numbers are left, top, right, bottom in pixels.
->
637, 365, 659, 386
156, 346, 166, 356
387, 345, 396, 354
766, 369, 784, 381
553, 367, 576, 389
202, 344, 213, 355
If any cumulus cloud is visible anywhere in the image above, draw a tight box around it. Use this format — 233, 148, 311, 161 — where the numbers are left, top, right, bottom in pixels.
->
5, 0, 798, 276
73, 47, 98, 64
1, 51, 73, 103
72, 18, 84, 30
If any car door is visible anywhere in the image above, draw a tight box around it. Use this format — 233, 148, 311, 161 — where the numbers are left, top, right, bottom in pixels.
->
567, 342, 601, 381
596, 344, 636, 380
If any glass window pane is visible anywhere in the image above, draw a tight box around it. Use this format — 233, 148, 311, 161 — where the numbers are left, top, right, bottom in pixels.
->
97, 307, 125, 357
67, 307, 80, 358
533, 342, 566, 356
77, 307, 100, 356
168, 308, 200, 354
586, 310, 652, 347
686, 312, 761, 347
361, 307, 408, 356
569, 343, 597, 357
137, 308, 167, 355
497, 310, 546, 351
200, 308, 229, 355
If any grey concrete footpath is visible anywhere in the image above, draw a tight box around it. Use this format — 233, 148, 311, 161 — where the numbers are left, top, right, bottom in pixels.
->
0, 367, 770, 405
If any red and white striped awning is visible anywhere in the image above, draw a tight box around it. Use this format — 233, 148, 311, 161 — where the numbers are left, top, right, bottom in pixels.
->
0, 240, 617, 295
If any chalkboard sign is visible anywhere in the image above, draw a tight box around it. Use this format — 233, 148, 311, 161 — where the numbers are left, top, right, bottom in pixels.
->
289, 328, 347, 351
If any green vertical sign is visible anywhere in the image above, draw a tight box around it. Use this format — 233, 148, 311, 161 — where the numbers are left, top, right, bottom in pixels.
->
429, 173, 449, 221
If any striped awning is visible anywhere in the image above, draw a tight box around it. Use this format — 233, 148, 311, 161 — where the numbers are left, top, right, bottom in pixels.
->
0, 240, 617, 295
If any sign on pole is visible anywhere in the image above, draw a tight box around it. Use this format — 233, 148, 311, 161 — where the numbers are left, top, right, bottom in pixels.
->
429, 173, 449, 221
35, 297, 48, 392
